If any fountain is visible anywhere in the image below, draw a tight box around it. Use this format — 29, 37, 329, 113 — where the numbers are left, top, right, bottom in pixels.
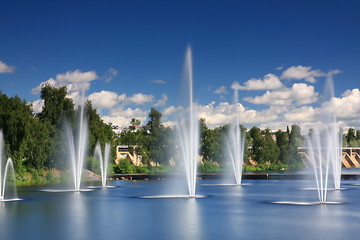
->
139, 46, 205, 199
176, 46, 200, 198
0, 131, 21, 201
305, 74, 343, 204
224, 87, 246, 185
42, 89, 93, 192
65, 92, 92, 192
93, 142, 114, 188
273, 74, 343, 205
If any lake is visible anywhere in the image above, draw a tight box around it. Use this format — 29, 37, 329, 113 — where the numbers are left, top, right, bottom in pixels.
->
1, 178, 359, 240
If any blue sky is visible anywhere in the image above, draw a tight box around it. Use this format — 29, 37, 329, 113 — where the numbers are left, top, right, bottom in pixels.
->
1, 0, 360, 131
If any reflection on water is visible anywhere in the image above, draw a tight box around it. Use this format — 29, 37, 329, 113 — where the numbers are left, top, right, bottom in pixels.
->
172, 199, 201, 239
0, 180, 360, 240
68, 193, 88, 240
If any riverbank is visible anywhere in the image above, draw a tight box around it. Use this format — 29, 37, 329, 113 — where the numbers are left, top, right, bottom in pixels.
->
108, 169, 360, 181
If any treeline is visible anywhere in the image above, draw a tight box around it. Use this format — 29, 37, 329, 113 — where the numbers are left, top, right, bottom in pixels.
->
343, 128, 360, 147
119, 111, 360, 173
118, 109, 305, 172
2, 85, 358, 178
0, 85, 113, 180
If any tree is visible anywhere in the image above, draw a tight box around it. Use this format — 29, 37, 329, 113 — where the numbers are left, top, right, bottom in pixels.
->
249, 126, 263, 163
145, 108, 173, 164
345, 128, 358, 146
249, 127, 280, 166
275, 130, 289, 165
260, 129, 280, 165
38, 84, 75, 126
85, 100, 114, 156
200, 118, 224, 163
129, 118, 141, 131
0, 92, 34, 170
288, 125, 304, 170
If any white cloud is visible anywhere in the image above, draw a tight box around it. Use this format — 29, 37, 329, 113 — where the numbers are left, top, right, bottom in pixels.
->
87, 90, 159, 115
127, 93, 154, 105
244, 83, 318, 106
102, 107, 148, 126
276, 65, 284, 70
330, 88, 360, 119
32, 69, 98, 94
0, 61, 15, 73
103, 68, 118, 83
196, 101, 280, 128
284, 106, 317, 123
281, 65, 325, 83
233, 74, 283, 90
154, 94, 168, 107
163, 106, 179, 116
213, 86, 228, 94
88, 90, 120, 110
151, 79, 166, 84
328, 69, 342, 76
30, 99, 44, 114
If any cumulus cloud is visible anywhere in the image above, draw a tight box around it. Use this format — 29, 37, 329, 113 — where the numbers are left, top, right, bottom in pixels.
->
213, 86, 228, 94
154, 94, 168, 107
281, 65, 325, 83
101, 107, 149, 126
329, 88, 360, 119
284, 106, 317, 123
0, 61, 15, 73
163, 106, 179, 116
103, 68, 118, 83
244, 83, 318, 106
87, 90, 157, 114
196, 101, 280, 128
232, 74, 283, 90
32, 69, 98, 94
88, 90, 120, 110
127, 93, 154, 105
151, 79, 166, 84
30, 99, 44, 114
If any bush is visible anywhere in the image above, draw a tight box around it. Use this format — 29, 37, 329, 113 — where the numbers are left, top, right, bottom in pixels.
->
136, 165, 150, 173
45, 169, 61, 183
243, 164, 258, 171
113, 160, 136, 174
199, 161, 222, 173
243, 163, 286, 171
287, 161, 305, 170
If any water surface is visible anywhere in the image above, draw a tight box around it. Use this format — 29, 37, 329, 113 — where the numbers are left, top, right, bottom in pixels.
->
1, 179, 359, 240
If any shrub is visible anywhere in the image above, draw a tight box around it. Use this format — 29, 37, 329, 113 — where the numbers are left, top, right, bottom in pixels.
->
113, 159, 136, 174
199, 161, 222, 173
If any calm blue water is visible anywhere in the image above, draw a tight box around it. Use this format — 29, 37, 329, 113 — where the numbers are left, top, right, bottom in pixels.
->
1, 179, 360, 240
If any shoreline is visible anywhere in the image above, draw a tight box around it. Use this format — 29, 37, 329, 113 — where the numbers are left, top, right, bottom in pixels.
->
108, 171, 360, 181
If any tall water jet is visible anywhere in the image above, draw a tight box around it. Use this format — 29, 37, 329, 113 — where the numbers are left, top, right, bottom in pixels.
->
94, 142, 111, 187
0, 131, 20, 201
66, 90, 89, 191
176, 46, 200, 198
225, 87, 246, 185
306, 74, 343, 204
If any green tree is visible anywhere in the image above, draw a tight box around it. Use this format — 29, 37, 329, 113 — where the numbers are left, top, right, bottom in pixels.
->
200, 118, 224, 163
345, 128, 358, 146
260, 129, 280, 165
145, 108, 173, 165
275, 130, 289, 165
85, 100, 114, 156
249, 126, 263, 163
38, 84, 75, 126
288, 125, 304, 170
0, 92, 33, 170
